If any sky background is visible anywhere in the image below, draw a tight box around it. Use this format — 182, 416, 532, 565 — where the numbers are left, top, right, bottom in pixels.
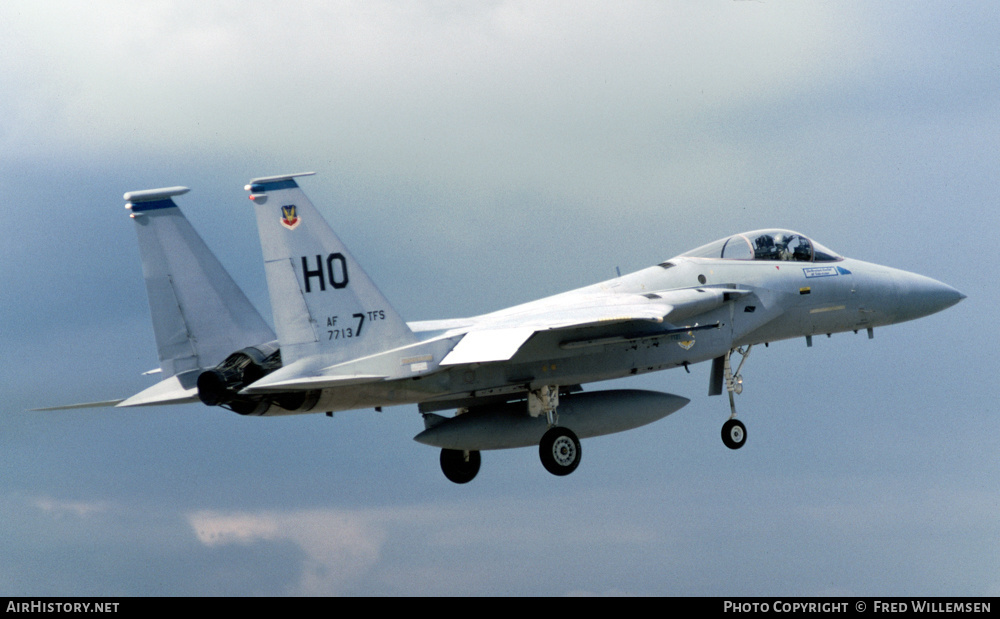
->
1, 1, 997, 596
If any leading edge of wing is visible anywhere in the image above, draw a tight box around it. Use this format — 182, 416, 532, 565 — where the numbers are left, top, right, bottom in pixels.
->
437, 286, 751, 366
439, 302, 673, 366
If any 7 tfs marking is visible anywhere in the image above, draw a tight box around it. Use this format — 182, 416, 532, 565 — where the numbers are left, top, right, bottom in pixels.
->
326, 311, 386, 340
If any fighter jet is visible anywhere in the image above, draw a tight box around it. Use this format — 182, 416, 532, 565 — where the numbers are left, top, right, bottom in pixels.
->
40, 172, 965, 483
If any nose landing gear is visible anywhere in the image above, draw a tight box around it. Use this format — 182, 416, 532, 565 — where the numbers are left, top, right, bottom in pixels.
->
719, 346, 752, 450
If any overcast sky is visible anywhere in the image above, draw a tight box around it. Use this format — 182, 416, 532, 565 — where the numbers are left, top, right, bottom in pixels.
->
1, 1, 997, 596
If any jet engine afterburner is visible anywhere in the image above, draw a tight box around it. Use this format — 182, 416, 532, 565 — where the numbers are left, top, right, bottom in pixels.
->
196, 341, 318, 415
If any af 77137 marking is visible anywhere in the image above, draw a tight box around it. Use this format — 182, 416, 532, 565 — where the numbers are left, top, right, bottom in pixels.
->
37, 173, 965, 483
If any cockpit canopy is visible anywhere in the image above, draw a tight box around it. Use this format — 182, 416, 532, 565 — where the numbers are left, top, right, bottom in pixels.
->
680, 229, 842, 262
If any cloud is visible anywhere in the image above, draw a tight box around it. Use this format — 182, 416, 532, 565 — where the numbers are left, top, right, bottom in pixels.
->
182, 494, 659, 595
188, 508, 386, 595
0, 1, 869, 198
6, 469, 999, 596
180, 492, 679, 595
32, 496, 110, 518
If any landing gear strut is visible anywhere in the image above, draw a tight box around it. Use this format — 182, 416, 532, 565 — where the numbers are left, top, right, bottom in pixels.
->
721, 345, 752, 450
437, 386, 584, 482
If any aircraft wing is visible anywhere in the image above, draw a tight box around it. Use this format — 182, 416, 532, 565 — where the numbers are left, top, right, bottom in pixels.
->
440, 298, 672, 366
237, 284, 748, 393
236, 297, 668, 392
440, 286, 747, 366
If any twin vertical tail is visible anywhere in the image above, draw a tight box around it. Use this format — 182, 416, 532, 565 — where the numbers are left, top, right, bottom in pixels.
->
245, 173, 417, 368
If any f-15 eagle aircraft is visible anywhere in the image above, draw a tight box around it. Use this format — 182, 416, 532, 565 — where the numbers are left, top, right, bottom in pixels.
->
40, 172, 965, 483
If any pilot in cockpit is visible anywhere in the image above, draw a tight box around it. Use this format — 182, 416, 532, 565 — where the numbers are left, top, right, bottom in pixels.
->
774, 234, 792, 260
753, 234, 777, 260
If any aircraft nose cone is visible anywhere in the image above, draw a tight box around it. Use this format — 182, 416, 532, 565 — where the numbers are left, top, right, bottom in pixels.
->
896, 273, 965, 321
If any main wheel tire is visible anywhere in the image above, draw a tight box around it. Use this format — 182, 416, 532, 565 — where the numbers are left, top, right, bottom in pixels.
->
539, 427, 581, 476
722, 418, 747, 450
440, 448, 481, 484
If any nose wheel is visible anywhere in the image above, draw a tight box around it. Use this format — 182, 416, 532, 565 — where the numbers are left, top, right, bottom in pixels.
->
722, 418, 746, 450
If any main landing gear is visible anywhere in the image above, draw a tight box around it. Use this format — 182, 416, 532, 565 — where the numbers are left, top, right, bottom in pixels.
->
440, 448, 481, 484
720, 346, 752, 450
530, 385, 582, 476
539, 426, 581, 476
437, 385, 582, 483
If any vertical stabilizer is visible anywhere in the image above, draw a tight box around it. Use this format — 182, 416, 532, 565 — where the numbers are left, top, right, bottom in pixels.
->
125, 187, 276, 377
245, 173, 417, 366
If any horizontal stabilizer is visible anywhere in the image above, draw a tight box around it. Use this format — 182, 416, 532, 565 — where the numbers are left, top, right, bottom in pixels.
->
32, 372, 200, 411
116, 372, 200, 407
32, 399, 126, 412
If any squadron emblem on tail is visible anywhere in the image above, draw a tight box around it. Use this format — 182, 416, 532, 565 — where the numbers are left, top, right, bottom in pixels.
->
280, 205, 300, 230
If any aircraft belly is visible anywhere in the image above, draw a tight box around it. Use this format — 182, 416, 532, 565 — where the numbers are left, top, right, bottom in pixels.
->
269, 325, 729, 416
265, 381, 448, 415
